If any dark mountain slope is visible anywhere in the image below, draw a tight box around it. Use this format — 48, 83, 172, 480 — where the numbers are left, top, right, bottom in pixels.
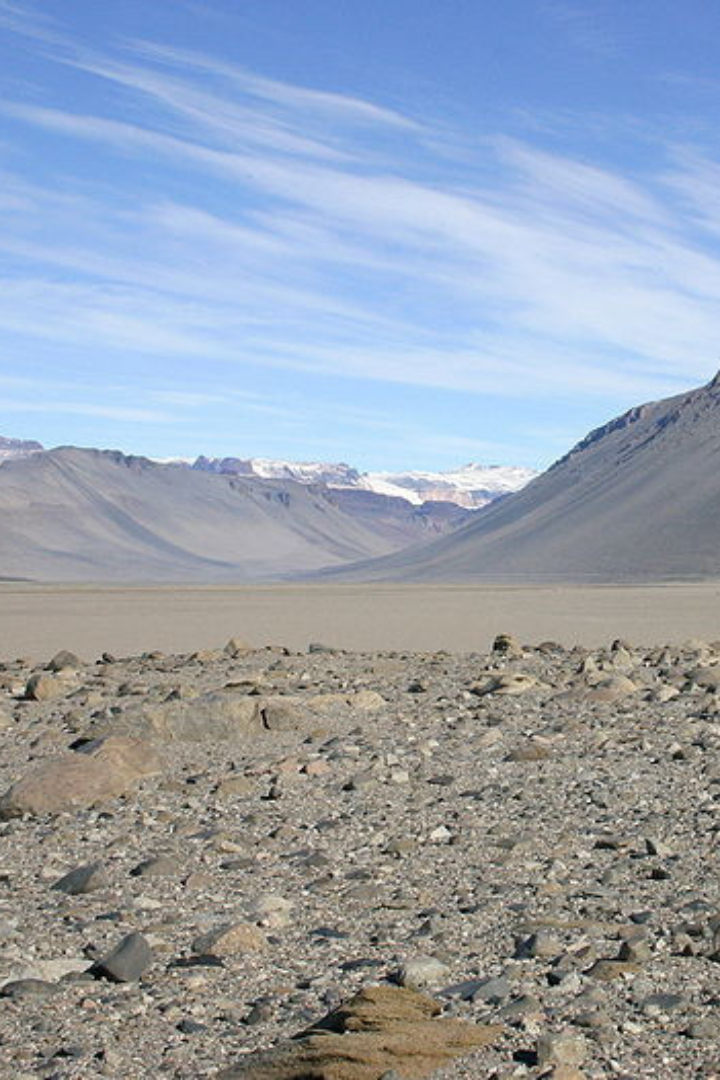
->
323, 374, 720, 583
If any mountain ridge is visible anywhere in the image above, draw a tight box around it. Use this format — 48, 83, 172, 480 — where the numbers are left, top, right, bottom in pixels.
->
0, 445, 478, 582
191, 456, 537, 508
0, 436, 535, 511
319, 374, 720, 584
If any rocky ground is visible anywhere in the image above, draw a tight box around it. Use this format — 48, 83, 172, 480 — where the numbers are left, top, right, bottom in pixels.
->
1, 632, 720, 1077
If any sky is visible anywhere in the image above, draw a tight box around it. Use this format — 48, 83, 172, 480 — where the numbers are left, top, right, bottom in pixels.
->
2, 1, 720, 471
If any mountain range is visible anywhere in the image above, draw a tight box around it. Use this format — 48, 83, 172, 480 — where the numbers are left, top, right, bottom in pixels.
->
0, 443, 529, 581
191, 457, 537, 509
3, 374, 719, 584
0, 447, 399, 582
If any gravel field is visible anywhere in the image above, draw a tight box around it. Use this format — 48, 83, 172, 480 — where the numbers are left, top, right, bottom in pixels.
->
1, 631, 720, 1077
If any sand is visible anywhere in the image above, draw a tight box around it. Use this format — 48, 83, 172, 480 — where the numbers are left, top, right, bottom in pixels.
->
2, 581, 720, 661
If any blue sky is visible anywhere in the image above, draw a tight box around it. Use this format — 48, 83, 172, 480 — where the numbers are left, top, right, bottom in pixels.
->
2, 1, 720, 470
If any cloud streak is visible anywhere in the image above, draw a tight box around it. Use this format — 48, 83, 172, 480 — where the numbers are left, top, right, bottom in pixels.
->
1, 8, 719, 426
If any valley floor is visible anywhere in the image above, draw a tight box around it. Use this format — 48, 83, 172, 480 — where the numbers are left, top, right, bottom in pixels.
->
2, 581, 720, 661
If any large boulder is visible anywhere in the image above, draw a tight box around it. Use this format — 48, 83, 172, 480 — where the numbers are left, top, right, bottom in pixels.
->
88, 690, 385, 744
0, 736, 161, 818
218, 984, 501, 1079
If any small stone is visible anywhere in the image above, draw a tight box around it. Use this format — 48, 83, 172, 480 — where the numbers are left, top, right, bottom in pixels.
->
46, 650, 82, 672
586, 959, 639, 982
177, 1018, 208, 1034
224, 637, 253, 657
24, 673, 67, 701
244, 1000, 274, 1025
192, 922, 267, 957
303, 760, 331, 778
0, 979, 62, 999
470, 975, 512, 1004
52, 862, 109, 896
618, 938, 652, 963
686, 1019, 719, 1040
345, 772, 374, 792
398, 956, 451, 990
492, 633, 523, 656
507, 741, 551, 762
91, 932, 153, 982
537, 1031, 588, 1068
130, 855, 180, 878
640, 992, 686, 1016
216, 775, 256, 797
516, 930, 562, 959
251, 893, 293, 928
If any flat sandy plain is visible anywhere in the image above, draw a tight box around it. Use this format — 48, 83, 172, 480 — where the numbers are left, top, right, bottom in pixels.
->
2, 581, 720, 660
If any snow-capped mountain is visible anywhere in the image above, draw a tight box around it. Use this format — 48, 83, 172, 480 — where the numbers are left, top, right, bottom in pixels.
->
360, 463, 538, 508
193, 456, 362, 488
0, 433, 535, 510
0, 436, 44, 464
192, 457, 537, 509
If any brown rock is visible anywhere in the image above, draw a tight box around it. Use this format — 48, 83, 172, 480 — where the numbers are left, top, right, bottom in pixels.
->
224, 637, 254, 657
475, 673, 543, 697
0, 736, 161, 817
192, 922, 267, 957
586, 959, 639, 982
507, 741, 551, 763
584, 675, 637, 703
304, 691, 385, 715
215, 775, 256, 798
303, 759, 332, 777
218, 984, 502, 1079
492, 632, 523, 657
24, 673, 68, 702
255, 696, 313, 732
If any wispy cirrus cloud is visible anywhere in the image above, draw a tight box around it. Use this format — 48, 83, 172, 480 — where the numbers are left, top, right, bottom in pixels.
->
0, 401, 174, 423
1, 3, 720, 455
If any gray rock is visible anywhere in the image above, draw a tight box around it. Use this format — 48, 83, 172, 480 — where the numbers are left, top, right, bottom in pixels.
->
515, 930, 561, 959
1, 979, 62, 999
46, 650, 82, 672
52, 861, 109, 896
91, 932, 153, 982
130, 854, 180, 878
397, 955, 450, 989
686, 1019, 719, 1040
537, 1030, 588, 1068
